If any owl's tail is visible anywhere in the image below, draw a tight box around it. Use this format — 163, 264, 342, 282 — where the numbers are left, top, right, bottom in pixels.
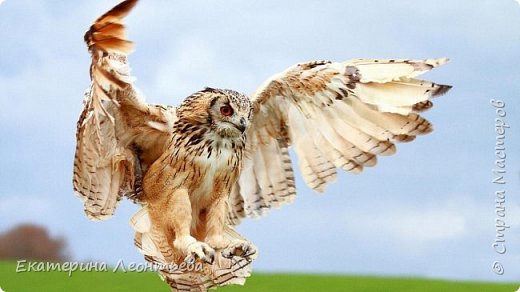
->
130, 207, 253, 292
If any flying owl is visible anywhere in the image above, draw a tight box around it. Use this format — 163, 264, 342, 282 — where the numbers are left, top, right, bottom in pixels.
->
73, 0, 451, 291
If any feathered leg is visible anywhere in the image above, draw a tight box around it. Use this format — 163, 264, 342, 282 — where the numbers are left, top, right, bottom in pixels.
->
131, 208, 256, 292
151, 188, 215, 264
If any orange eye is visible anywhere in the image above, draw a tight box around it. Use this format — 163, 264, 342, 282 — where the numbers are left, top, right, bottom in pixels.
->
220, 105, 234, 116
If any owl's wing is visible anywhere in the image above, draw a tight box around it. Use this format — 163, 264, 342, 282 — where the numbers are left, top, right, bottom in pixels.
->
228, 59, 451, 224
73, 0, 175, 221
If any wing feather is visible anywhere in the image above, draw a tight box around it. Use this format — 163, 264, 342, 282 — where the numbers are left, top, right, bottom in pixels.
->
229, 58, 451, 224
73, 0, 175, 221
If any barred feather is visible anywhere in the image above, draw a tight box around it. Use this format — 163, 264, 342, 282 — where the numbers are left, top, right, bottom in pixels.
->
74, 0, 174, 220
228, 58, 451, 223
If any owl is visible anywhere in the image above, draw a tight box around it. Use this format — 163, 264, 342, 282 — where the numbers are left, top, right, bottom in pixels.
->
73, 0, 451, 291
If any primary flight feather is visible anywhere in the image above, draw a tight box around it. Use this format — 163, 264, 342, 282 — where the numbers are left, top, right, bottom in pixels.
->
73, 0, 452, 291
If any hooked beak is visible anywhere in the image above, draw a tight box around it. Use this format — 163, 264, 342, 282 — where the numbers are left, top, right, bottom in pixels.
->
233, 123, 246, 133
231, 117, 247, 133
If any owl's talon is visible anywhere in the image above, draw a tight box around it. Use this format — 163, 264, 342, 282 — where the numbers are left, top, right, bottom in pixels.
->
222, 241, 257, 260
184, 241, 215, 264
204, 247, 215, 264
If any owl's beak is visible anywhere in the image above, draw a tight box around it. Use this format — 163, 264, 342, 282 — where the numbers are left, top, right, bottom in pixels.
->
228, 118, 247, 133
237, 117, 247, 133
235, 123, 246, 133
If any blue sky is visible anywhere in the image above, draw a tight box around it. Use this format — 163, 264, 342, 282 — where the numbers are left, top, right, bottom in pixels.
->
1, 0, 519, 283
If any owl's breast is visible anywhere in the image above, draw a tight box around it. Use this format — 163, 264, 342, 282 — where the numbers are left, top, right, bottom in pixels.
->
187, 143, 242, 205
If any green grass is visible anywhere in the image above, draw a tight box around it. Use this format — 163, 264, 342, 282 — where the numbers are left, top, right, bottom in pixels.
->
221, 274, 518, 292
0, 261, 517, 292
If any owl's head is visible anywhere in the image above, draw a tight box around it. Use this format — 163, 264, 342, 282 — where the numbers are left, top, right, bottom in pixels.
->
177, 87, 253, 139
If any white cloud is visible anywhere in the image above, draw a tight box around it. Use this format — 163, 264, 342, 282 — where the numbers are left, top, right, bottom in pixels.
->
328, 191, 520, 266
339, 195, 488, 244
369, 207, 466, 242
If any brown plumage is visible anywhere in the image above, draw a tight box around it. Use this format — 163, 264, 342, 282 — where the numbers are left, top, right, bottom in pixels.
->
73, 1, 452, 291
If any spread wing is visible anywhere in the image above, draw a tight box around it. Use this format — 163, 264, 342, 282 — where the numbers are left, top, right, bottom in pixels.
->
227, 58, 451, 224
73, 0, 176, 221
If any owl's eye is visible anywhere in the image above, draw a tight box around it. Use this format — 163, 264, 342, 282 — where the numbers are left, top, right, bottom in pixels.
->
220, 105, 234, 116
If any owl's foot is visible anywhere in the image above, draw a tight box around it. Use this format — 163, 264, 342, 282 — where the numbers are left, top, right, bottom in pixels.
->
174, 236, 215, 264
222, 240, 257, 260
185, 241, 215, 264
